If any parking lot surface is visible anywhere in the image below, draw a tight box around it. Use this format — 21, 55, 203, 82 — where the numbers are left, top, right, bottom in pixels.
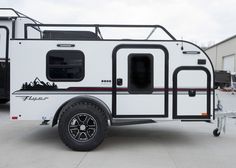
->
0, 90, 236, 168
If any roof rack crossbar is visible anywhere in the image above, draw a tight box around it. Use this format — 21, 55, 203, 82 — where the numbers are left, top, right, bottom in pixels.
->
0, 8, 20, 17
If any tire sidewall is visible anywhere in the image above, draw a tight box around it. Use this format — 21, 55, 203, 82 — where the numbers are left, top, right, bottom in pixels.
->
58, 103, 107, 151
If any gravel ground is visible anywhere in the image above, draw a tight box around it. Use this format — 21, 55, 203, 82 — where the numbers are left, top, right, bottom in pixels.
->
0, 90, 236, 168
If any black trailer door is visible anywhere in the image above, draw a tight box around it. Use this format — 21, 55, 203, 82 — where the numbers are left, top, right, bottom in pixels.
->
0, 26, 10, 101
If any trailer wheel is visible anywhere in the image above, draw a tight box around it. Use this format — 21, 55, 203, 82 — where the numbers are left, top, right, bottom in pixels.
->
0, 99, 9, 104
213, 128, 220, 137
58, 102, 108, 151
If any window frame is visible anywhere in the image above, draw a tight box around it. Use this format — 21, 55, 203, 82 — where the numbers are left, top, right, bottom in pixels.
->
128, 53, 154, 94
46, 50, 85, 82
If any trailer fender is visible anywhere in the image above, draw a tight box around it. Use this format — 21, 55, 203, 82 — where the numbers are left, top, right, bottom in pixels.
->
52, 96, 112, 127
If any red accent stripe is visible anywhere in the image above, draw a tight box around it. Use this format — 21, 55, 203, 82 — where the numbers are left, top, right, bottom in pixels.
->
67, 87, 214, 92
67, 87, 113, 91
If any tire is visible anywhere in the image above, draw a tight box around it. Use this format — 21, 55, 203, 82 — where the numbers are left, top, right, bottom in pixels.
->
214, 84, 219, 89
0, 99, 9, 104
58, 101, 108, 151
213, 128, 220, 137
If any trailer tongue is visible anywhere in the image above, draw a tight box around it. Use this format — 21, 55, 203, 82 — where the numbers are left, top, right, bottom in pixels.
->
213, 96, 236, 136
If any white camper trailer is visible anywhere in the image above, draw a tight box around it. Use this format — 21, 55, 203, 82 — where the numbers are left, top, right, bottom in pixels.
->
1, 9, 216, 151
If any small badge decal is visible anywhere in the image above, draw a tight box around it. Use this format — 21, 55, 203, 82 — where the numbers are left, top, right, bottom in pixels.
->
16, 96, 49, 101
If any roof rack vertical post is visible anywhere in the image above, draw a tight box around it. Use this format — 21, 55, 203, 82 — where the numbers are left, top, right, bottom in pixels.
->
146, 27, 157, 40
24, 24, 28, 39
95, 26, 98, 37
12, 18, 16, 39
96, 26, 103, 39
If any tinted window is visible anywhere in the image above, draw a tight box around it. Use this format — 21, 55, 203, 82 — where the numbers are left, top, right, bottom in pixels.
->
128, 54, 153, 94
232, 75, 236, 82
47, 50, 84, 81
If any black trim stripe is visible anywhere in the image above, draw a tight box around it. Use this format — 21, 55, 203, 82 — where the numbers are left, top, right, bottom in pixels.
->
173, 66, 211, 119
112, 44, 169, 118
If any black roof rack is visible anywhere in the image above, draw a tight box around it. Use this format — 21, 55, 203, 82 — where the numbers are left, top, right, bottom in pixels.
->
0, 8, 176, 41
0, 8, 41, 24
25, 24, 176, 41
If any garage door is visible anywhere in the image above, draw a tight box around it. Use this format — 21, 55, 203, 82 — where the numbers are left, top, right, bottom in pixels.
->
223, 55, 235, 73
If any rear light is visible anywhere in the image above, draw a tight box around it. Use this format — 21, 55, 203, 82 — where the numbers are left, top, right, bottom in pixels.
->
201, 112, 208, 116
11, 116, 18, 120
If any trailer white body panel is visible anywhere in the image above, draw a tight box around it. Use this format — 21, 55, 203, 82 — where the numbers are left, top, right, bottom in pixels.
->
10, 40, 214, 121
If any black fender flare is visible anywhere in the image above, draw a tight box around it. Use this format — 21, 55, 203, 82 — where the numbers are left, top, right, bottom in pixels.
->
52, 96, 112, 127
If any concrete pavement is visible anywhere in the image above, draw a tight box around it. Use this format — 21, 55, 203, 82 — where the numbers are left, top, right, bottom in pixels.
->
0, 90, 236, 168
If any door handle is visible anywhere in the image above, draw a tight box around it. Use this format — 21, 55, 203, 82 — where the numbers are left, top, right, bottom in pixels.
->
117, 78, 123, 86
188, 90, 196, 97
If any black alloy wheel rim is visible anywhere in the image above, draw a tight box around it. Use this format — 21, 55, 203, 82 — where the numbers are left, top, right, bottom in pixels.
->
68, 113, 97, 142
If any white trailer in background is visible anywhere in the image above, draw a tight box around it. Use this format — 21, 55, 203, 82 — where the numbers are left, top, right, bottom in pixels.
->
0, 8, 40, 103
1, 8, 220, 151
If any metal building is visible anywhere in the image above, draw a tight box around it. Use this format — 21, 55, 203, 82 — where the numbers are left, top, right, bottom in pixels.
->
205, 35, 236, 73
